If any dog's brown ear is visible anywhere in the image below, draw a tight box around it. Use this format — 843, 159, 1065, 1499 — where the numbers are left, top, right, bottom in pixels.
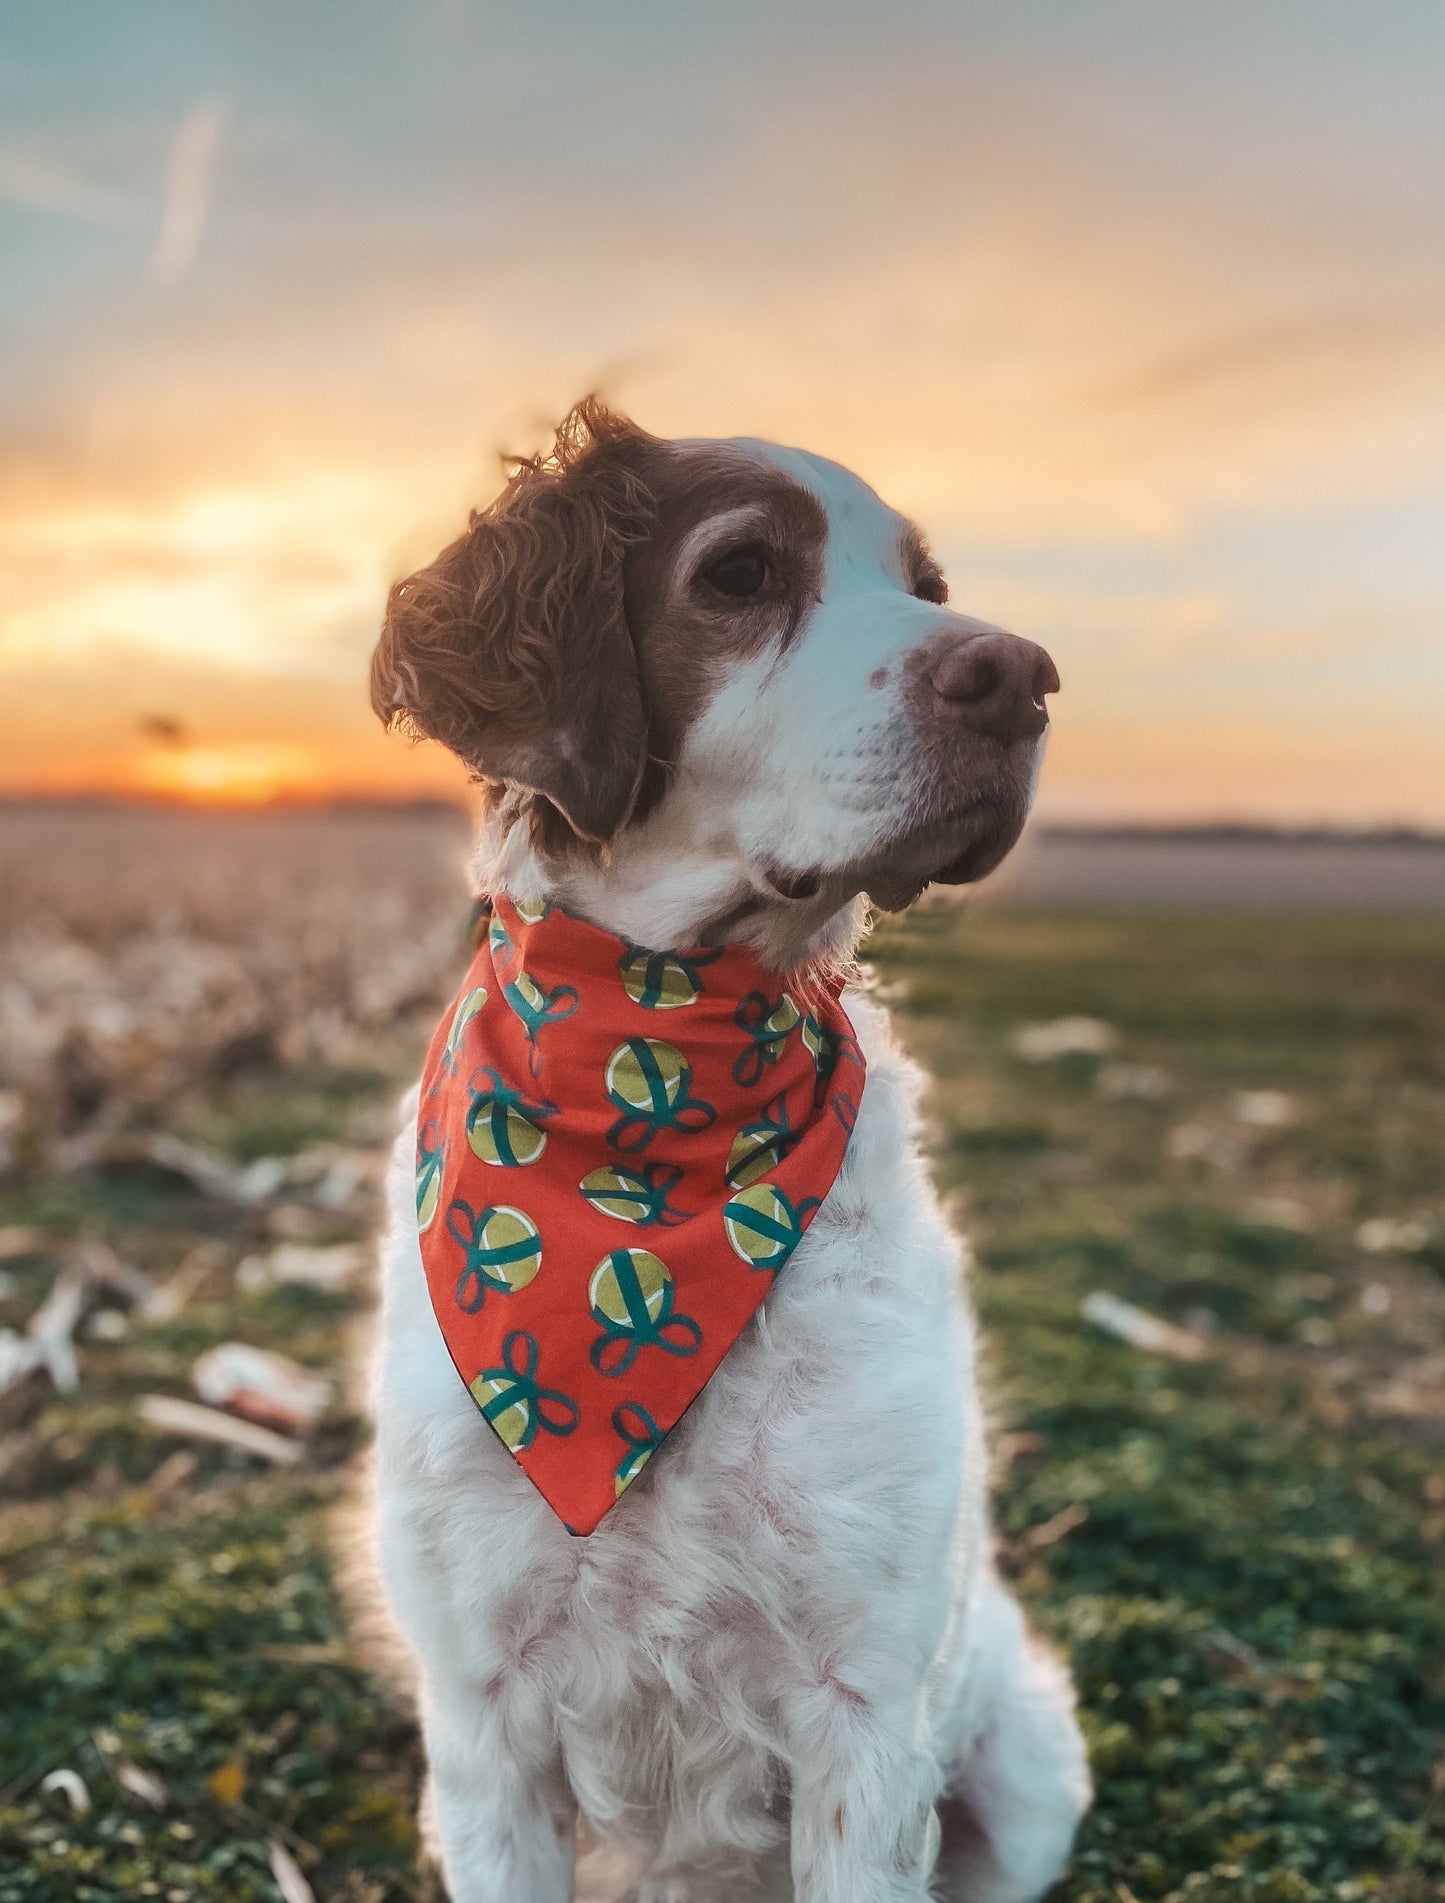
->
372, 398, 658, 845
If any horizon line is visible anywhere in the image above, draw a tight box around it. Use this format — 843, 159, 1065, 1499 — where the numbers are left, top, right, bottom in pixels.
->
1, 791, 1442, 848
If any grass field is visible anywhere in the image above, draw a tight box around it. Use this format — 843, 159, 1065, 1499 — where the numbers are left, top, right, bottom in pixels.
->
1, 811, 1441, 1902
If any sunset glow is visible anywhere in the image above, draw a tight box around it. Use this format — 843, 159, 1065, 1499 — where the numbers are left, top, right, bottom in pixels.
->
3, 6, 1444, 822
125, 742, 337, 806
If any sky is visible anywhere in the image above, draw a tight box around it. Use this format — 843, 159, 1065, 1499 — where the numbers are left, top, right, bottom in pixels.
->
2, 2, 1444, 823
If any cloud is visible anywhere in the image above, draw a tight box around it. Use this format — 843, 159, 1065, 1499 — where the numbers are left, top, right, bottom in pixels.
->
149, 99, 226, 283
0, 463, 392, 679
0, 150, 145, 227
1113, 304, 1445, 410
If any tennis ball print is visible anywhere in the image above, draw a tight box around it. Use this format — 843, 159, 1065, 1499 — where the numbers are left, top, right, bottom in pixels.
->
620, 948, 702, 1009
441, 986, 488, 1072
723, 1182, 812, 1270
465, 1068, 554, 1166
466, 1204, 543, 1290
579, 1164, 685, 1226
604, 1038, 716, 1151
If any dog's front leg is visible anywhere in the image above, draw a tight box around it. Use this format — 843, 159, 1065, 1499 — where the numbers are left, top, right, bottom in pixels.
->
784, 1677, 942, 1903
422, 1676, 577, 1903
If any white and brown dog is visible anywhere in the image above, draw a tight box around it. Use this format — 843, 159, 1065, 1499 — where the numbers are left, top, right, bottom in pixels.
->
370, 401, 1090, 1903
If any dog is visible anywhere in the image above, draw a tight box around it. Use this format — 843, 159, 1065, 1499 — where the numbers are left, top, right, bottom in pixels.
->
370, 399, 1091, 1903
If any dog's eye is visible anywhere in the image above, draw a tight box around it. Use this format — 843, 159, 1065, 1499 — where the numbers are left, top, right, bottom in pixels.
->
701, 545, 770, 600
913, 571, 948, 605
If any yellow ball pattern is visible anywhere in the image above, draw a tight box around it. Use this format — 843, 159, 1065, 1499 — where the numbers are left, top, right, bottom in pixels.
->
767, 994, 802, 1038
726, 1122, 783, 1188
615, 1444, 653, 1495
509, 970, 546, 1013
723, 1183, 800, 1270
468, 1100, 548, 1166
443, 986, 488, 1065
580, 1167, 653, 1223
588, 1249, 671, 1328
620, 951, 699, 1009
468, 1373, 531, 1449
470, 1204, 543, 1292
416, 1160, 443, 1232
606, 1038, 687, 1111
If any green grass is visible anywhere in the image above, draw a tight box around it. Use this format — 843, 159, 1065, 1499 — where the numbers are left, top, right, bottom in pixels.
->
0, 1074, 427, 1903
3, 906, 1442, 1901
871, 906, 1445, 1903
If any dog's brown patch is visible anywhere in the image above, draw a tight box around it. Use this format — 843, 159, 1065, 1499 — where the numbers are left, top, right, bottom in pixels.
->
372, 399, 827, 853
625, 443, 827, 806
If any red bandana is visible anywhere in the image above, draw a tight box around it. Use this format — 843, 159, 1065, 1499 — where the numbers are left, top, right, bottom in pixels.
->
415, 895, 864, 1534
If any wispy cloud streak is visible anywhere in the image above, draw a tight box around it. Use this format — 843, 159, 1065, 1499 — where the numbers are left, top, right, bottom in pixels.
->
0, 151, 145, 227
149, 100, 226, 283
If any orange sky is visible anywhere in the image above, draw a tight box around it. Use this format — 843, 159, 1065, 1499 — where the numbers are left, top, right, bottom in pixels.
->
3, 6, 1444, 822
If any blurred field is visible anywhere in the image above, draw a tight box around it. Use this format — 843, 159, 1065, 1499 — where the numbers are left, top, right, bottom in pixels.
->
986, 829, 1445, 914
1, 806, 1442, 1903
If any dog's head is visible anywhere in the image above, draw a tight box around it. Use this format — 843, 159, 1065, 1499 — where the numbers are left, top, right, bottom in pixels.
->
374, 399, 1058, 962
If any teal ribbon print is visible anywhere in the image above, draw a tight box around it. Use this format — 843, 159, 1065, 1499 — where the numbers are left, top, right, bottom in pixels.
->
732, 990, 801, 1087
446, 1198, 540, 1312
465, 1064, 557, 1166
580, 1162, 690, 1228
415, 1116, 446, 1226
589, 1249, 704, 1377
724, 1090, 799, 1188
617, 942, 722, 1009
723, 1185, 821, 1272
486, 909, 528, 991
802, 1011, 859, 1105
612, 1401, 665, 1494
503, 970, 580, 1077
473, 1330, 579, 1451
605, 1039, 716, 1154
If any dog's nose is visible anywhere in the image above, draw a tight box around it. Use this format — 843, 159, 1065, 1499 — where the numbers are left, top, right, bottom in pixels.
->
928, 630, 1060, 744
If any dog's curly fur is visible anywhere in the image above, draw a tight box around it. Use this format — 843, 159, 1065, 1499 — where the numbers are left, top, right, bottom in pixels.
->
374, 401, 660, 846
